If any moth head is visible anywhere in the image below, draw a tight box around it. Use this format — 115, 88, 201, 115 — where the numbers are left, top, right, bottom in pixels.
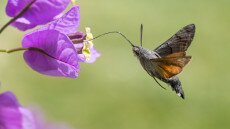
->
132, 46, 141, 57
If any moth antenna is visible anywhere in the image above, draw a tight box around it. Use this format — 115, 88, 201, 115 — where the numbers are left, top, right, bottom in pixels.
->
140, 24, 143, 46
153, 77, 166, 90
92, 31, 135, 47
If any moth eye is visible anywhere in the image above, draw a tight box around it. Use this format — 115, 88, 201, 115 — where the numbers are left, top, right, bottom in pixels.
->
133, 48, 140, 56
134, 47, 139, 52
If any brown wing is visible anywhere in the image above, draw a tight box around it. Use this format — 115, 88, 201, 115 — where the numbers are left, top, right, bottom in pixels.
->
152, 52, 191, 79
154, 24, 195, 57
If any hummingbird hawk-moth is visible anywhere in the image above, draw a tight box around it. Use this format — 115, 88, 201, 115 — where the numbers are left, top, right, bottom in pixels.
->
94, 24, 195, 99
132, 24, 195, 99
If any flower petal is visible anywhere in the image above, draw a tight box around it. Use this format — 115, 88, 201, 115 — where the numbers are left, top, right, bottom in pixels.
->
44, 6, 80, 34
22, 29, 79, 78
6, 0, 71, 31
0, 91, 74, 129
20, 107, 38, 129
0, 91, 22, 129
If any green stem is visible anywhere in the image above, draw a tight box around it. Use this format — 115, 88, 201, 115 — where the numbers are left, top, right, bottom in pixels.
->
0, 47, 51, 59
0, 0, 36, 34
0, 47, 27, 53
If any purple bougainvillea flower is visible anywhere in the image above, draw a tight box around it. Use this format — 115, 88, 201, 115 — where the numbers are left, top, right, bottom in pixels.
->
44, 6, 100, 63
0, 91, 37, 129
22, 6, 100, 78
5, 0, 71, 31
0, 91, 74, 129
22, 29, 80, 78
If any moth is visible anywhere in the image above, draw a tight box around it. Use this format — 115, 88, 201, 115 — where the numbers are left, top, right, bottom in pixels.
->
132, 24, 195, 99
94, 24, 195, 99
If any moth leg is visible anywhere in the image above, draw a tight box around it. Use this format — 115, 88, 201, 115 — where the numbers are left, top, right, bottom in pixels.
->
153, 76, 166, 90
146, 69, 166, 90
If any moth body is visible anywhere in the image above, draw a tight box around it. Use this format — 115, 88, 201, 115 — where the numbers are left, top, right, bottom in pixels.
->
133, 46, 184, 98
133, 46, 161, 79
131, 24, 195, 99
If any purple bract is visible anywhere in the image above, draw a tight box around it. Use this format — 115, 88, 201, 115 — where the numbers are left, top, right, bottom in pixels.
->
0, 91, 22, 129
6, 0, 70, 31
22, 6, 100, 78
0, 91, 73, 129
22, 29, 80, 78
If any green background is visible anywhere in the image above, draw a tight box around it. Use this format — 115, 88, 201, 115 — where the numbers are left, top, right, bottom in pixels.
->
0, 0, 230, 129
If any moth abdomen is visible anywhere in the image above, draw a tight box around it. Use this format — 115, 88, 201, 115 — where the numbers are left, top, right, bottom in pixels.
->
167, 76, 184, 99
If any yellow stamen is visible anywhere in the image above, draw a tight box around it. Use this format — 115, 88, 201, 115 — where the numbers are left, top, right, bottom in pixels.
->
82, 42, 91, 61
82, 27, 94, 61
71, 0, 77, 5
85, 27, 94, 46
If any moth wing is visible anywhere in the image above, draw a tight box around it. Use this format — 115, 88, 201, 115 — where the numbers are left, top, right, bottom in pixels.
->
151, 52, 191, 79
163, 52, 186, 58
154, 24, 195, 57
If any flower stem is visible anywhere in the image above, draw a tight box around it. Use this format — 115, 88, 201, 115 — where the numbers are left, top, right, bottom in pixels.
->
0, 0, 36, 34
0, 47, 51, 57
0, 47, 27, 53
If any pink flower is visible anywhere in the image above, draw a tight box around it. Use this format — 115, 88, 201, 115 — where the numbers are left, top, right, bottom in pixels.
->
0, 91, 73, 129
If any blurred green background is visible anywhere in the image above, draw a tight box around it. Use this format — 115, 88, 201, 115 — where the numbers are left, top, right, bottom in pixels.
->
1, 0, 230, 129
